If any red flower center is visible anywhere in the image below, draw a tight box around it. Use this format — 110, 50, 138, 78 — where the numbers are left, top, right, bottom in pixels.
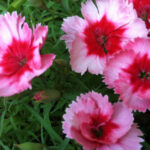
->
89, 113, 106, 138
139, 71, 150, 79
0, 39, 35, 76
83, 15, 126, 57
19, 58, 27, 67
123, 54, 150, 92
80, 112, 118, 143
91, 126, 103, 138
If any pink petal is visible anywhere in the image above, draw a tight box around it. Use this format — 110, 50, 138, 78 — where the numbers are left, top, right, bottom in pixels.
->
0, 54, 55, 97
115, 79, 150, 112
71, 127, 97, 150
32, 54, 55, 75
32, 24, 48, 69
119, 124, 143, 150
124, 18, 148, 41
86, 92, 113, 120
33, 23, 48, 48
81, 0, 100, 23
103, 50, 134, 88
19, 54, 55, 88
124, 38, 150, 57
110, 102, 134, 141
0, 12, 26, 50
103, 0, 137, 26
61, 16, 87, 50
99, 124, 143, 150
100, 145, 124, 150
19, 23, 32, 43
70, 34, 105, 75
70, 34, 91, 75
96, 0, 108, 20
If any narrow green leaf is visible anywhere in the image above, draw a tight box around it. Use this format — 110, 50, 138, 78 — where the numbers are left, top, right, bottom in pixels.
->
14, 142, 44, 150
8, 0, 27, 12
0, 141, 10, 150
61, 0, 70, 13
25, 104, 62, 143
0, 110, 6, 137
0, 5, 6, 11
58, 138, 70, 150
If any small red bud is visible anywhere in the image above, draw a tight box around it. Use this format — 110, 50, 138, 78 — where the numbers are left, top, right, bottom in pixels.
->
33, 89, 61, 103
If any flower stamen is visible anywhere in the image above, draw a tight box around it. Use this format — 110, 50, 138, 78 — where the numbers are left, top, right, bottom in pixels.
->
91, 126, 103, 138
19, 58, 27, 67
139, 71, 150, 80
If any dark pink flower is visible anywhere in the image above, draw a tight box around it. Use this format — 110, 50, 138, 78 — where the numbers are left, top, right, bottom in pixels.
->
61, 0, 148, 75
63, 91, 143, 150
0, 12, 55, 97
104, 38, 150, 112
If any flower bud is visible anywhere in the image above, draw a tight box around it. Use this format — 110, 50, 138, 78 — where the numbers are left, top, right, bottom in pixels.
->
54, 59, 68, 67
28, 0, 46, 9
33, 89, 61, 103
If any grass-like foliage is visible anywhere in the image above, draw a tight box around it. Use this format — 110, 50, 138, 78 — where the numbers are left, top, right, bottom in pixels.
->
0, 0, 150, 150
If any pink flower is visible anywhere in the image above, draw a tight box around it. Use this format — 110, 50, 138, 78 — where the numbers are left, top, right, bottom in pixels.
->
129, 0, 150, 32
63, 91, 143, 150
61, 0, 148, 75
0, 12, 55, 97
104, 38, 150, 112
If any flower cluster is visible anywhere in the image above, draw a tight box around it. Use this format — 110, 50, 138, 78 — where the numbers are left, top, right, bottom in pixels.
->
61, 0, 150, 112
61, 0, 147, 75
62, 0, 150, 149
1, 0, 150, 149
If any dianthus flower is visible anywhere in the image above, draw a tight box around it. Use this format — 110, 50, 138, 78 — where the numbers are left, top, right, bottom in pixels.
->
129, 0, 150, 33
104, 38, 150, 112
63, 91, 143, 150
0, 12, 55, 97
61, 0, 147, 75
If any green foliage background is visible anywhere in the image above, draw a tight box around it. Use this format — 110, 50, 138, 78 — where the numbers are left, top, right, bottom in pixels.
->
0, 0, 149, 150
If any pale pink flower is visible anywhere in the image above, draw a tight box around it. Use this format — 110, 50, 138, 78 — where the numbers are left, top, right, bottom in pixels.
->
61, 0, 148, 75
0, 12, 55, 97
63, 91, 143, 150
104, 38, 150, 112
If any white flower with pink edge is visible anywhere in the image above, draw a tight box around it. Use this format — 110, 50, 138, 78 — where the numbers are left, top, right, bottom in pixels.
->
0, 11, 55, 97
61, 0, 148, 75
104, 38, 150, 112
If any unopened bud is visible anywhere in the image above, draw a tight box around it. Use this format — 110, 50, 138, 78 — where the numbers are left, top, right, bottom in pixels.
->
54, 59, 68, 67
33, 89, 61, 103
28, 0, 46, 9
